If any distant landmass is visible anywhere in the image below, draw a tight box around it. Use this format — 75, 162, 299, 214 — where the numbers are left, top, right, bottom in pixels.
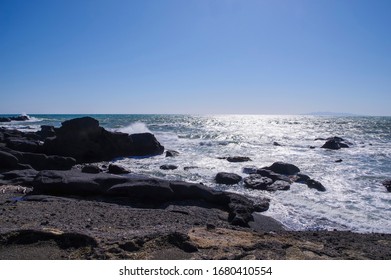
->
303, 112, 361, 116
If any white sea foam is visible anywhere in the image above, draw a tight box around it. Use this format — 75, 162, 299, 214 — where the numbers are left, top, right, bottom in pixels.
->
117, 122, 151, 134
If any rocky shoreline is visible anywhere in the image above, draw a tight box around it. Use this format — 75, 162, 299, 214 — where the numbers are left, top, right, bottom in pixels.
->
1, 116, 391, 259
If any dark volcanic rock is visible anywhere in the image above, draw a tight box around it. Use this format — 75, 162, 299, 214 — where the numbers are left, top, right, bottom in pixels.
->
0, 115, 29, 122
294, 173, 311, 184
18, 152, 76, 171
165, 150, 179, 157
321, 140, 341, 150
243, 175, 273, 190
160, 164, 178, 170
266, 162, 300, 175
1, 169, 39, 185
306, 179, 326, 192
0, 151, 19, 169
42, 117, 164, 162
226, 156, 251, 163
256, 168, 291, 182
320, 136, 351, 150
108, 164, 130, 174
31, 170, 258, 227
36, 125, 56, 139
10, 115, 29, 121
128, 133, 164, 156
242, 166, 258, 174
268, 180, 291, 191
32, 170, 128, 196
382, 180, 391, 192
0, 117, 11, 122
81, 165, 101, 174
5, 138, 42, 153
107, 178, 174, 202
215, 172, 242, 185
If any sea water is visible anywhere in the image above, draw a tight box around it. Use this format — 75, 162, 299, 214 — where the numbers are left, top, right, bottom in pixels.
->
1, 114, 391, 233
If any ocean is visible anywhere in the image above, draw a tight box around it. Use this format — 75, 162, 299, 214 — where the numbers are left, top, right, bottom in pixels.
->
2, 114, 391, 233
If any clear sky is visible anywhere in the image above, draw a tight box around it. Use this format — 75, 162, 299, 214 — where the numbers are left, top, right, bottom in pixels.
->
1, 0, 390, 115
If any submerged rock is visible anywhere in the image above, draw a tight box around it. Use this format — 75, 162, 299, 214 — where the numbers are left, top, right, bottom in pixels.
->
226, 156, 252, 163
160, 164, 178, 170
165, 150, 179, 157
215, 172, 242, 185
306, 179, 326, 192
382, 180, 391, 192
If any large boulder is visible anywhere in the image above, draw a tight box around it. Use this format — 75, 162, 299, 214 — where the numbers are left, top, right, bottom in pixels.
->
215, 172, 242, 185
42, 117, 164, 162
320, 136, 351, 150
265, 162, 300, 175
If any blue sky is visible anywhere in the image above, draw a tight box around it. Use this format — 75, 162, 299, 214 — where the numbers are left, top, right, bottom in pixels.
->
1, 0, 390, 115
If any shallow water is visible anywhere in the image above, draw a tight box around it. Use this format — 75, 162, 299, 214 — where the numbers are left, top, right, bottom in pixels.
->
2, 114, 391, 233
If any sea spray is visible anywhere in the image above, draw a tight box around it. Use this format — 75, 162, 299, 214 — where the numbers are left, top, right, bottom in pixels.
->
117, 122, 151, 134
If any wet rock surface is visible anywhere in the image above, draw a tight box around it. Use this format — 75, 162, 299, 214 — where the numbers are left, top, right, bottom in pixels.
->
215, 172, 242, 185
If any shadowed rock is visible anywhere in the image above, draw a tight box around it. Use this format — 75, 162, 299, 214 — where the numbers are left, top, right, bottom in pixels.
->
382, 180, 391, 192
42, 117, 164, 162
0, 151, 19, 169
256, 168, 291, 182
306, 179, 326, 192
226, 156, 251, 163
265, 162, 300, 175
244, 175, 273, 190
108, 164, 130, 174
320, 136, 351, 150
215, 172, 242, 185
160, 164, 178, 170
165, 150, 179, 157
81, 165, 101, 174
